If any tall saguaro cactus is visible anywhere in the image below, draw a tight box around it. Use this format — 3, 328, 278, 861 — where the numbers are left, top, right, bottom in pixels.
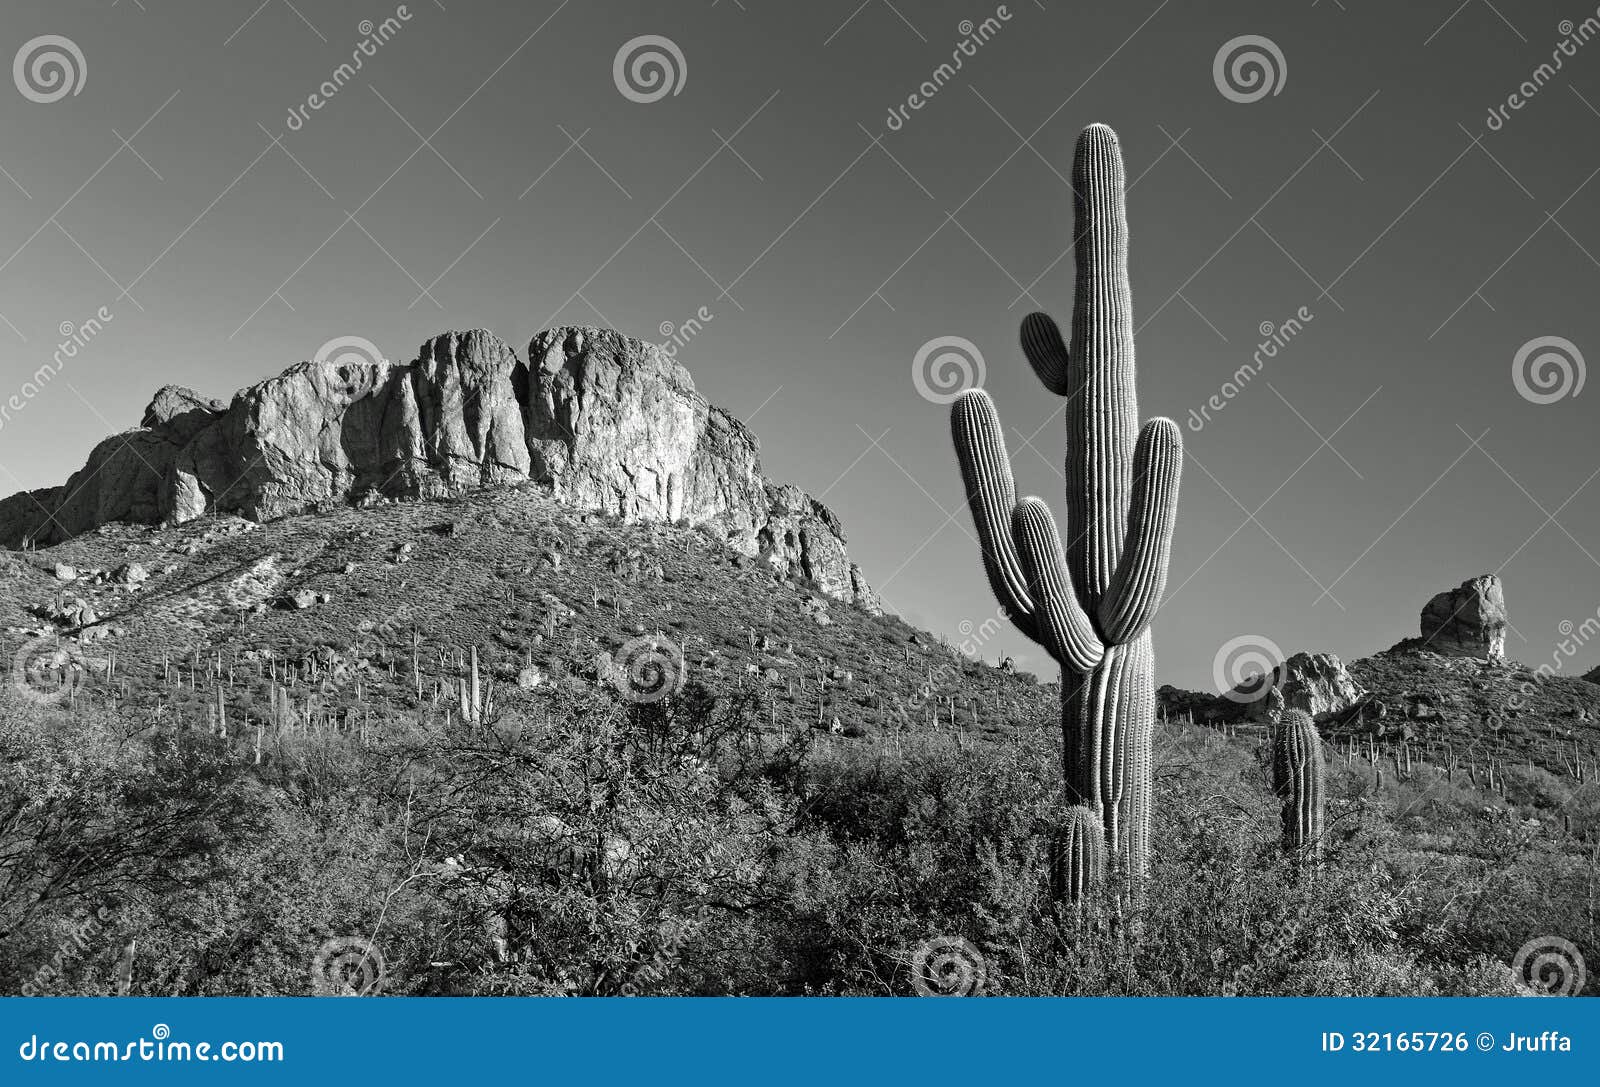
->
1270, 709, 1326, 859
951, 125, 1181, 879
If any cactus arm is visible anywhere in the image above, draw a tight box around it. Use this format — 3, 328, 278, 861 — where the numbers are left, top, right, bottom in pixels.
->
1065, 124, 1139, 610
1020, 311, 1072, 395
1099, 416, 1182, 645
1050, 805, 1106, 902
1011, 498, 1105, 672
951, 389, 1042, 643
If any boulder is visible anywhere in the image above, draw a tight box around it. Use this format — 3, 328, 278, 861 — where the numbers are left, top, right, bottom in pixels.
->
1420, 575, 1507, 660
1245, 652, 1365, 721
277, 589, 321, 611
0, 325, 879, 612
109, 562, 149, 586
141, 385, 225, 441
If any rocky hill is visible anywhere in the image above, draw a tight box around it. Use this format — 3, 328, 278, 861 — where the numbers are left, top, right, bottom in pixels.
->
3, 323, 1597, 794
0, 323, 1045, 748
0, 486, 1051, 750
0, 326, 876, 611
1159, 573, 1600, 789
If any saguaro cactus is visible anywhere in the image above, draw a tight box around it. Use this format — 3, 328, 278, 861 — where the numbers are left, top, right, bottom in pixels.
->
1049, 805, 1107, 903
951, 125, 1181, 879
1270, 709, 1325, 858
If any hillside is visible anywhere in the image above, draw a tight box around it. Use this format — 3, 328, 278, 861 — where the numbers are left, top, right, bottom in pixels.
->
2, 484, 1051, 747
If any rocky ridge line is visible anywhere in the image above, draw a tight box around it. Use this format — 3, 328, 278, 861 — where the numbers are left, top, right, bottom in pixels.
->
0, 326, 879, 612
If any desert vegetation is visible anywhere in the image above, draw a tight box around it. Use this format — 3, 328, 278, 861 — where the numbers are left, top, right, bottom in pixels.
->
3, 667, 1591, 996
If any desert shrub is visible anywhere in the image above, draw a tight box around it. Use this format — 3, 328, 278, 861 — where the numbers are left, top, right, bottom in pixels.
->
0, 695, 268, 994
1, 682, 1589, 996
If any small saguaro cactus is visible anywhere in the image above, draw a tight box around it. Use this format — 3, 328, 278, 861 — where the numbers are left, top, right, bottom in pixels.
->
1049, 805, 1107, 903
1270, 709, 1326, 859
951, 124, 1181, 880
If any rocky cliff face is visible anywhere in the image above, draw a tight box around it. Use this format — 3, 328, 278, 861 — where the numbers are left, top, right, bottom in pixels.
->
1419, 575, 1507, 660
0, 326, 879, 612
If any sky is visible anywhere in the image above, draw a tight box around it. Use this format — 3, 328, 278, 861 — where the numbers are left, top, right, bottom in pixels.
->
0, 0, 1597, 692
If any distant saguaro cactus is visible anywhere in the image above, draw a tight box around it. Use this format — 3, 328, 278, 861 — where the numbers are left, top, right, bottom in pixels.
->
1049, 805, 1107, 903
1270, 709, 1325, 859
951, 125, 1181, 880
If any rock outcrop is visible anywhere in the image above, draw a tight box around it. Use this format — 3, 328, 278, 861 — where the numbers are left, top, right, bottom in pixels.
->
1420, 575, 1507, 660
1244, 651, 1366, 722
0, 326, 879, 612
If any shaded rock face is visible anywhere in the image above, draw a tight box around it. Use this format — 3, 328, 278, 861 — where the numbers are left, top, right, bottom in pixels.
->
0, 326, 878, 612
1420, 575, 1507, 660
1245, 651, 1366, 722
525, 327, 765, 532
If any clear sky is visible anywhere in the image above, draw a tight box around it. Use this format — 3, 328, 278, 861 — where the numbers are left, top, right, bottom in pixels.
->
1, 0, 1596, 691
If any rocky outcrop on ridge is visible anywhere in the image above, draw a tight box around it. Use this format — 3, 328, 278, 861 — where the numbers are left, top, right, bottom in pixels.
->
1419, 574, 1507, 660
1243, 651, 1366, 722
0, 326, 879, 612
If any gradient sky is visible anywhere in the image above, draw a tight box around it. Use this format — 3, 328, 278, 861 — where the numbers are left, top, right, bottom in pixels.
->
1, 0, 1597, 691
